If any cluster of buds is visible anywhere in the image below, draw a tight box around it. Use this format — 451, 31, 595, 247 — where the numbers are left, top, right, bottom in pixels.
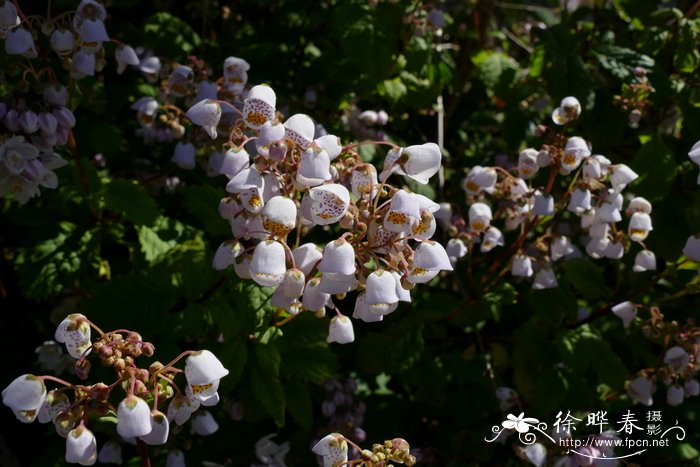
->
312, 434, 416, 467
619, 305, 700, 407
445, 96, 654, 291
197, 82, 450, 343
613, 66, 655, 128
129, 54, 250, 152
0, 0, 144, 203
1, 313, 228, 465
345, 108, 389, 142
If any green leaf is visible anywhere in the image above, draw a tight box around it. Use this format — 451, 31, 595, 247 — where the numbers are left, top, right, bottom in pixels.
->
283, 379, 313, 429
379, 77, 408, 102
560, 258, 608, 300
674, 19, 700, 74
630, 136, 677, 201
138, 224, 176, 263
104, 179, 159, 226
219, 338, 248, 390
250, 365, 285, 427
471, 50, 518, 90
143, 12, 201, 58
255, 342, 281, 379
592, 45, 655, 80
181, 184, 230, 237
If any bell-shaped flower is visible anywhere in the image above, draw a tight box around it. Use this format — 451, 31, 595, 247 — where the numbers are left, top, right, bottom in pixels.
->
191, 410, 219, 436
481, 226, 504, 253
186, 99, 221, 139
412, 209, 437, 240
566, 188, 591, 215
243, 85, 276, 130
223, 56, 250, 90
610, 164, 638, 191
0, 135, 40, 175
327, 315, 355, 344
522, 443, 547, 467
171, 142, 196, 170
167, 394, 200, 426
308, 183, 350, 225
604, 240, 624, 260
70, 51, 96, 78
130, 97, 158, 127
140, 410, 170, 445
292, 243, 323, 276
226, 167, 264, 194
315, 134, 342, 160
550, 236, 574, 261
18, 110, 38, 134
0, 1, 19, 29
117, 395, 152, 438
186, 377, 220, 406
319, 273, 358, 295
365, 269, 400, 312
38, 390, 70, 423
685, 379, 700, 397
664, 346, 690, 373
462, 165, 497, 195
318, 239, 356, 275
79, 19, 109, 53
219, 148, 250, 178
279, 268, 305, 298
2, 374, 47, 423
582, 157, 602, 182
256, 121, 286, 157
585, 236, 609, 259
302, 278, 331, 312
408, 241, 453, 284
352, 293, 384, 323
625, 197, 652, 216
561, 137, 590, 173
167, 65, 193, 96
38, 112, 58, 135
351, 163, 378, 199
5, 27, 37, 58
392, 271, 411, 303
468, 202, 492, 233
312, 433, 349, 467
97, 440, 122, 464
284, 113, 315, 150
384, 190, 421, 234
166, 450, 186, 467
683, 235, 700, 261
627, 376, 653, 406
596, 202, 621, 223
532, 267, 558, 289
628, 212, 652, 242
115, 44, 139, 74
185, 350, 229, 390
446, 238, 468, 265
511, 254, 533, 277
517, 149, 539, 179
43, 84, 68, 107
612, 301, 636, 328
689, 140, 700, 165
66, 425, 97, 465
55, 313, 91, 358
297, 146, 331, 187
381, 143, 441, 184
233, 255, 252, 279
73, 0, 107, 28
249, 240, 287, 286
532, 191, 554, 216
50, 30, 75, 56
633, 250, 656, 272
138, 56, 161, 79
552, 96, 581, 125
667, 385, 684, 406
261, 196, 297, 237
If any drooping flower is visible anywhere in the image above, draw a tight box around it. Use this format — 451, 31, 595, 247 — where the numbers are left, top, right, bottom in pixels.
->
628, 212, 652, 242
611, 301, 636, 328
351, 163, 378, 199
468, 202, 492, 233
683, 235, 700, 261
243, 85, 276, 130
407, 240, 453, 284
0, 136, 40, 175
115, 44, 139, 74
667, 385, 684, 406
481, 226, 505, 253
318, 239, 356, 276
511, 254, 533, 277
261, 196, 297, 237
517, 149, 539, 179
249, 240, 287, 286
55, 313, 92, 359
552, 96, 581, 125
191, 410, 219, 436
610, 164, 638, 191
352, 293, 384, 323
184, 350, 229, 398
65, 425, 97, 465
308, 183, 350, 225
380, 143, 441, 184
117, 395, 152, 438
78, 19, 109, 53
166, 450, 186, 467
301, 278, 332, 312
297, 146, 332, 187
327, 315, 355, 344
312, 433, 349, 467
292, 243, 323, 276
140, 410, 170, 446
186, 99, 222, 139
50, 30, 75, 56
561, 137, 590, 173
462, 165, 497, 195
664, 346, 690, 374
2, 374, 47, 423
284, 113, 315, 150
5, 27, 37, 58
633, 250, 656, 272
171, 142, 196, 170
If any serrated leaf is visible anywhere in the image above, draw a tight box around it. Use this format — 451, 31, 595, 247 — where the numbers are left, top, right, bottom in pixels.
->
283, 379, 312, 429
138, 225, 175, 263
471, 51, 518, 90
560, 258, 608, 300
104, 179, 159, 226
592, 45, 655, 80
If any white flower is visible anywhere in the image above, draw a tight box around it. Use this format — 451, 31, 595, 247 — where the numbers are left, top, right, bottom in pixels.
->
167, 65, 194, 96
522, 443, 547, 467
284, 113, 315, 150
352, 293, 384, 323
130, 97, 158, 127
301, 278, 331, 312
596, 203, 621, 223
261, 196, 297, 237
628, 212, 652, 242
0, 1, 19, 28
38, 389, 70, 423
2, 374, 47, 423
318, 239, 356, 275
312, 433, 348, 467
683, 235, 700, 261
66, 425, 97, 465
196, 80, 218, 102
50, 30, 75, 56
191, 410, 219, 436
581, 157, 602, 182
319, 272, 358, 295
97, 440, 122, 464
256, 121, 286, 156
462, 165, 497, 195
625, 197, 652, 216
532, 267, 558, 289
664, 346, 690, 373
561, 137, 590, 172
604, 241, 624, 260
481, 226, 504, 253
223, 56, 250, 90
0, 135, 40, 175
117, 395, 152, 438
633, 250, 656, 272
44, 84, 68, 107
610, 164, 638, 191
688, 140, 700, 165
167, 395, 199, 426
468, 202, 492, 233
684, 378, 700, 397
5, 27, 37, 58
327, 315, 355, 344
212, 240, 243, 271
279, 268, 306, 298
139, 410, 169, 445
532, 191, 554, 216
243, 85, 276, 130
384, 190, 437, 234
517, 149, 539, 179
71, 50, 96, 78
495, 387, 518, 411
292, 243, 323, 276
249, 240, 287, 286
380, 143, 441, 184
408, 240, 453, 284
186, 99, 222, 139
551, 96, 581, 125
138, 56, 161, 78
166, 450, 186, 467
297, 146, 331, 186
550, 236, 574, 261
308, 183, 350, 225
79, 19, 109, 53
115, 45, 139, 74
351, 163, 378, 199
55, 313, 92, 358
315, 134, 343, 160
667, 385, 684, 406
226, 167, 264, 194
611, 301, 636, 328
185, 350, 229, 389
365, 269, 400, 313
172, 142, 196, 170
255, 433, 291, 466
567, 188, 591, 214
511, 254, 533, 277
446, 238, 468, 265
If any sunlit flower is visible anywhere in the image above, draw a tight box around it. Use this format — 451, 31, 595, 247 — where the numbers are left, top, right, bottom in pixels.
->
117, 395, 152, 438
2, 374, 47, 423
327, 315, 355, 344
186, 99, 222, 139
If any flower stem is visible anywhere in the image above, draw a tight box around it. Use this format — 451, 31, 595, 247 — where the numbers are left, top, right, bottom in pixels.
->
136, 438, 152, 467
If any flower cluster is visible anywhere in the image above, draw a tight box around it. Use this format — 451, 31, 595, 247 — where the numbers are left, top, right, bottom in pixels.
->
312, 434, 416, 467
195, 83, 451, 343
0, 0, 143, 203
443, 96, 654, 291
1, 313, 228, 465
617, 305, 700, 407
